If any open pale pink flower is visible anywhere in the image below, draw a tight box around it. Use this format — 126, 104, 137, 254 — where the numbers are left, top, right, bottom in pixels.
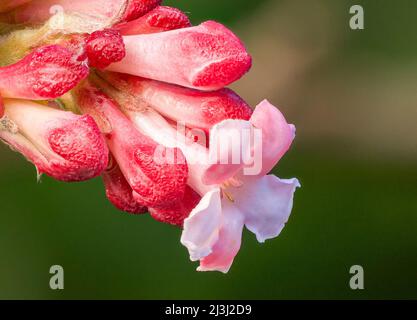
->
115, 6, 191, 35
0, 98, 109, 182
107, 21, 252, 91
180, 100, 300, 273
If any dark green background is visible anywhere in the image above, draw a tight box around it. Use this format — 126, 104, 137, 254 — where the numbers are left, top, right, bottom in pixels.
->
0, 0, 416, 299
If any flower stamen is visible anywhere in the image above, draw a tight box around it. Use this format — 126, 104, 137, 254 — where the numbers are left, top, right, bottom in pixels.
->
222, 190, 235, 203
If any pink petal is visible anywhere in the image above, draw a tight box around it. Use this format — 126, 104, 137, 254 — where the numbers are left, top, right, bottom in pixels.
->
198, 202, 244, 273
181, 189, 222, 261
196, 99, 295, 181
204, 119, 254, 184
232, 175, 300, 243
249, 100, 295, 176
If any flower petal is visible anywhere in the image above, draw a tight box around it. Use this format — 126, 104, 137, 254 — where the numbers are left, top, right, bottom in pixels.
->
181, 188, 222, 261
249, 100, 295, 176
198, 202, 244, 273
203, 119, 250, 184
231, 175, 300, 243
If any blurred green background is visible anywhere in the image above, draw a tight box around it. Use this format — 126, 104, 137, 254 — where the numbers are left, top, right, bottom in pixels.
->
1, 0, 417, 299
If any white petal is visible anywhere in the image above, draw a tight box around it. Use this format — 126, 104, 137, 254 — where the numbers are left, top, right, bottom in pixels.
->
180, 188, 222, 261
231, 175, 300, 243
198, 203, 244, 273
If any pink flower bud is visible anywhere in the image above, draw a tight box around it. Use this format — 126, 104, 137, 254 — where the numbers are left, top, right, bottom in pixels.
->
102, 155, 147, 214
107, 21, 252, 91
149, 186, 201, 227
99, 72, 253, 132
0, 99, 109, 182
86, 29, 126, 69
123, 0, 162, 22
115, 6, 191, 35
0, 45, 88, 100
75, 82, 188, 207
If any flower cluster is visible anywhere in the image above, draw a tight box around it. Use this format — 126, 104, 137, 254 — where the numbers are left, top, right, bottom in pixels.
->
0, 0, 299, 273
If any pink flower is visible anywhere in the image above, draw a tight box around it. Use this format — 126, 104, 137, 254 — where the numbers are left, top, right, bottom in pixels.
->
180, 100, 300, 273
0, 1, 300, 273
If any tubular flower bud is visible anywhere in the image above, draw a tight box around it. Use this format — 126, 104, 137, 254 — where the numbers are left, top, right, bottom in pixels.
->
74, 82, 188, 207
115, 6, 191, 35
0, 45, 88, 100
107, 21, 252, 91
149, 186, 201, 227
98, 72, 253, 132
0, 99, 108, 182
102, 155, 147, 214
86, 29, 126, 69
